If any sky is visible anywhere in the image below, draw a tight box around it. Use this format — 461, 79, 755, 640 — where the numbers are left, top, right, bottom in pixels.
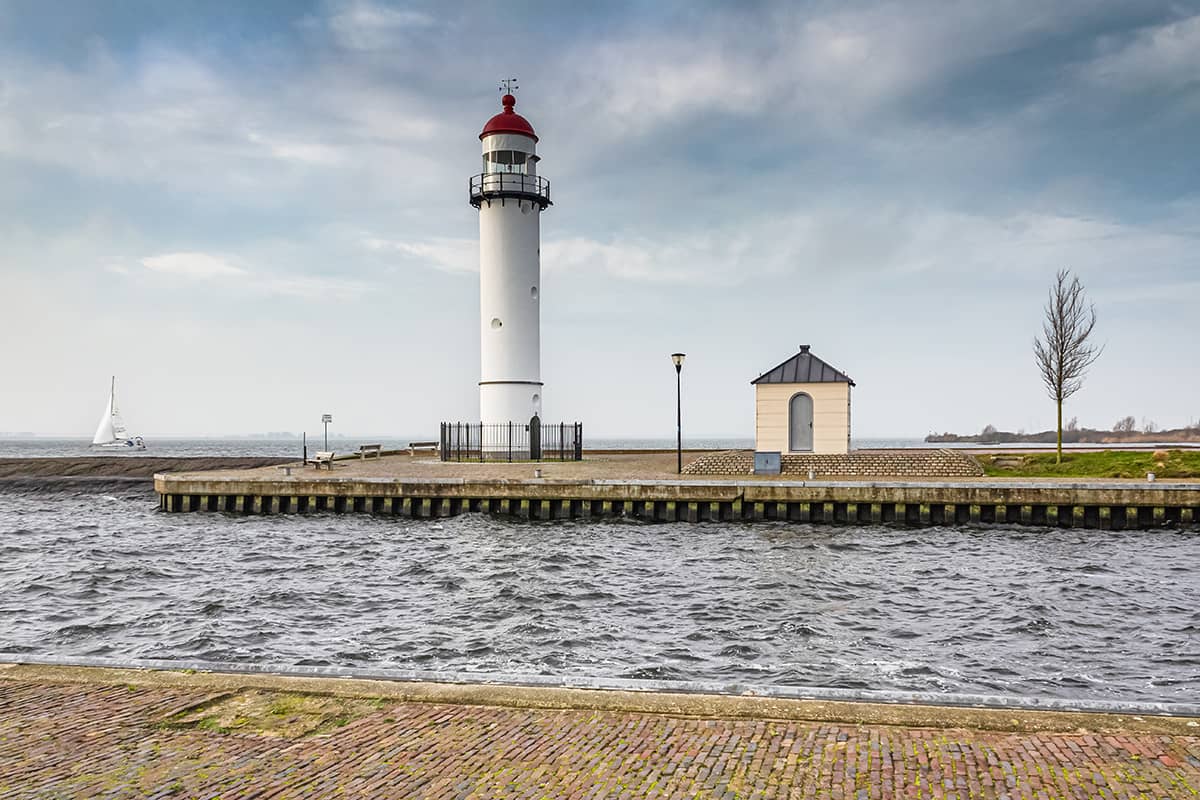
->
1, 0, 1198, 439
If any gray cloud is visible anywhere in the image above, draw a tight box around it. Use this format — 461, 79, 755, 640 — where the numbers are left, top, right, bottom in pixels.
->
1086, 13, 1200, 91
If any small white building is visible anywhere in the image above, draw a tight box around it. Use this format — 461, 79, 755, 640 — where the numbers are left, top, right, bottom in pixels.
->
752, 345, 854, 454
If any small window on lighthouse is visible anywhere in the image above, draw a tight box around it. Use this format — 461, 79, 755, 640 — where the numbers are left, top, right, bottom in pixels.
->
490, 317, 503, 329
530, 286, 538, 300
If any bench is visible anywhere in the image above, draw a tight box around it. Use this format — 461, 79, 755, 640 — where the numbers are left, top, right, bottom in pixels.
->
358, 443, 384, 460
306, 451, 335, 470
276, 464, 300, 476
408, 441, 439, 456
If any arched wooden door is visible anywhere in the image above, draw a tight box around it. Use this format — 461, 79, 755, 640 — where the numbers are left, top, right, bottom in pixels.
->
789, 393, 813, 452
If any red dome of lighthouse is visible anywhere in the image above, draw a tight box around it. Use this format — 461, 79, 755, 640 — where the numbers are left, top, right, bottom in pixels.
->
480, 94, 538, 142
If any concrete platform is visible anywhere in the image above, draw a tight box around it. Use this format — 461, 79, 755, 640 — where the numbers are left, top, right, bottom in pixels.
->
154, 453, 1200, 529
2, 662, 1197, 798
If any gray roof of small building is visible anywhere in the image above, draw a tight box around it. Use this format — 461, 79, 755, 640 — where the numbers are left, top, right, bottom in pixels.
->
751, 345, 856, 386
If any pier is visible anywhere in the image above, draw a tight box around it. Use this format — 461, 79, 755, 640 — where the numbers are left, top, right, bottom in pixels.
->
153, 451, 1200, 529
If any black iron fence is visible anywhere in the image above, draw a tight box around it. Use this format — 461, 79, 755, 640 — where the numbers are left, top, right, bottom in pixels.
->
440, 420, 582, 462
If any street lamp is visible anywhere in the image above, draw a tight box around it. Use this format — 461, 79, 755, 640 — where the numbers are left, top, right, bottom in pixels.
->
321, 413, 333, 450
671, 353, 686, 474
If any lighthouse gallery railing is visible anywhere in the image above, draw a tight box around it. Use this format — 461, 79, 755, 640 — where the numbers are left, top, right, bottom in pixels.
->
440, 421, 582, 462
469, 173, 551, 208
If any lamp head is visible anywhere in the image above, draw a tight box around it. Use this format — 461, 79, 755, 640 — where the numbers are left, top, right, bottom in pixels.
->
671, 352, 686, 371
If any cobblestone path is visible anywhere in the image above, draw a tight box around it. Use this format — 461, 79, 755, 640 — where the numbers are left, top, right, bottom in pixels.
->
1, 679, 1198, 799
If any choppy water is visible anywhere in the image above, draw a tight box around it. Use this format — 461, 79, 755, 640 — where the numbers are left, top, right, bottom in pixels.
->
1, 483, 1197, 702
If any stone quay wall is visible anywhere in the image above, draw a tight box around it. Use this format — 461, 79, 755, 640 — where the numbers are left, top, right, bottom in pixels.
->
153, 472, 1200, 530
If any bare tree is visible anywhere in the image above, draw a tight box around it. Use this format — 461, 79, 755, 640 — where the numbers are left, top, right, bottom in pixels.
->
1033, 270, 1102, 463
1142, 418, 1158, 434
1066, 416, 1079, 432
1114, 416, 1136, 433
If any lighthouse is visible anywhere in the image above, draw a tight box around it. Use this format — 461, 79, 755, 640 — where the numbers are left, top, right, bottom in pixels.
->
470, 84, 551, 427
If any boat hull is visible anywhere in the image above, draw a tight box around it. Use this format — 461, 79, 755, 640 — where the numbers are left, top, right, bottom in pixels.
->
92, 440, 146, 451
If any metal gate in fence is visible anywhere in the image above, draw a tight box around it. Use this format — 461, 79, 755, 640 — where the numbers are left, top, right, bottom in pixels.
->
440, 420, 583, 462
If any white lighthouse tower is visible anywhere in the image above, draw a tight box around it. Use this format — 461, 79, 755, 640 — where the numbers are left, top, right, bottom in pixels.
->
470, 84, 551, 427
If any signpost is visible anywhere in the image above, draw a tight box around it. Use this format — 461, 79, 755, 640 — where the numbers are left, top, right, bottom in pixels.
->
322, 414, 332, 450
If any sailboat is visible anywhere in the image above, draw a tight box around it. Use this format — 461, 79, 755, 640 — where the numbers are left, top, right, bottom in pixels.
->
92, 377, 146, 450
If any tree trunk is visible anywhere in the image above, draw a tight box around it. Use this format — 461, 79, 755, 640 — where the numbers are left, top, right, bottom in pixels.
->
1056, 398, 1063, 465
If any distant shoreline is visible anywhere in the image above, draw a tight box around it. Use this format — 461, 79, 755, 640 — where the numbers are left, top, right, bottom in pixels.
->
927, 428, 1200, 445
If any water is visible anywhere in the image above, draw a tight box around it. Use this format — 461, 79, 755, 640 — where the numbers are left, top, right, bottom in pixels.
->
6, 437, 1192, 460
0, 438, 383, 459
1, 483, 1197, 702
0, 437, 773, 458
0, 437, 935, 459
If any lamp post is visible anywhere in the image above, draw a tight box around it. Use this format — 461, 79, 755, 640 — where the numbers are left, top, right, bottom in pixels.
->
671, 353, 686, 473
321, 414, 332, 450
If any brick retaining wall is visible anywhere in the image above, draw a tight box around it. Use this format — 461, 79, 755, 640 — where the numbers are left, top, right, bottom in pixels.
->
683, 449, 984, 478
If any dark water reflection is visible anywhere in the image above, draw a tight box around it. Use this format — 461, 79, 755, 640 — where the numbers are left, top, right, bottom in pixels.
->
1, 484, 1197, 702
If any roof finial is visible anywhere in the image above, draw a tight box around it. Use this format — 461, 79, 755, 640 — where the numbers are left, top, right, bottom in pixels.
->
498, 78, 518, 113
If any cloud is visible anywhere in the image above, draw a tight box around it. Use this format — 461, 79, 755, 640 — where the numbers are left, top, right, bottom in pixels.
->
141, 252, 246, 278
245, 131, 347, 166
363, 236, 477, 274
322, 0, 437, 51
139, 250, 369, 299
882, 211, 1199, 282
251, 273, 369, 299
544, 235, 747, 285
542, 0, 1141, 141
361, 204, 1200, 293
1085, 13, 1200, 91
539, 209, 1200, 290
0, 40, 448, 203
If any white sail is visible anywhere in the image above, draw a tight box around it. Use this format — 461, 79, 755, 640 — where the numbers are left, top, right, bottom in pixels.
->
110, 386, 128, 439
92, 376, 137, 446
92, 383, 117, 444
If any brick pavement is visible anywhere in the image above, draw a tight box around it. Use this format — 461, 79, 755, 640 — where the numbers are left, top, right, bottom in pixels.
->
2, 675, 1198, 799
